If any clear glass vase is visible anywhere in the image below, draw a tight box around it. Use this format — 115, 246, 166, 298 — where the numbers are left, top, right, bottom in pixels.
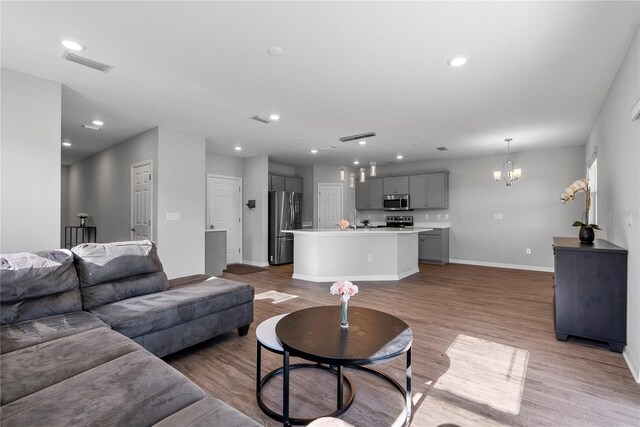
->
340, 296, 349, 328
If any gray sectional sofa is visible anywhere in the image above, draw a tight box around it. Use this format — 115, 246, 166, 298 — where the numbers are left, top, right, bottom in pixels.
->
0, 240, 260, 427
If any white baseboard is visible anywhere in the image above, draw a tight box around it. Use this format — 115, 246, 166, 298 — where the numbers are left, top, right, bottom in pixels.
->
241, 260, 269, 267
292, 267, 420, 283
623, 349, 640, 383
449, 258, 554, 273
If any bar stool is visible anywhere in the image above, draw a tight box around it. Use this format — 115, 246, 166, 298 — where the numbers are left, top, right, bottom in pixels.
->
255, 313, 355, 425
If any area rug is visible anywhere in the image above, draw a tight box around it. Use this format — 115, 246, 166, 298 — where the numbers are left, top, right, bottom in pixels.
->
224, 264, 269, 275
254, 290, 299, 304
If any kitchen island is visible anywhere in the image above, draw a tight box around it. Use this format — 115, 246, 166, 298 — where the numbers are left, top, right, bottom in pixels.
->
283, 228, 430, 282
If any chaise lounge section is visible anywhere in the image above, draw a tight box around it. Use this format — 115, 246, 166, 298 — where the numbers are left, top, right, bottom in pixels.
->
0, 242, 259, 426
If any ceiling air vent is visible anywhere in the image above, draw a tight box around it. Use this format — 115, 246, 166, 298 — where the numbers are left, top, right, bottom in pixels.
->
339, 132, 376, 143
251, 115, 271, 124
62, 51, 113, 73
436, 146, 448, 151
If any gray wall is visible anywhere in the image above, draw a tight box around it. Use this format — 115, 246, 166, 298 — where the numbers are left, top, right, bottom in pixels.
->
243, 155, 269, 265
269, 162, 296, 177
67, 128, 159, 243
206, 152, 243, 178
1, 68, 61, 252
296, 165, 314, 224
367, 145, 584, 270
585, 28, 639, 381
157, 128, 205, 278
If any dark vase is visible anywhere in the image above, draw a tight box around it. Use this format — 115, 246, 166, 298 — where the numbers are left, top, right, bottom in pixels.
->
579, 225, 595, 244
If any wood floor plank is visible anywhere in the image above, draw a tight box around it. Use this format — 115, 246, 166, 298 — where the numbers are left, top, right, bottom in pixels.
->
165, 263, 640, 426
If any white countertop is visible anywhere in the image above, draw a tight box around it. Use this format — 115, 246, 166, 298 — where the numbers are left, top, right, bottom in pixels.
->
282, 227, 432, 235
414, 222, 450, 229
205, 229, 227, 232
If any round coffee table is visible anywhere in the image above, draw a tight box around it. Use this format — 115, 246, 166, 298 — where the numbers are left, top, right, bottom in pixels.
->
276, 306, 413, 426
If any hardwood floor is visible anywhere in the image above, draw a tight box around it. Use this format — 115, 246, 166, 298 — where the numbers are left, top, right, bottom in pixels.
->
165, 263, 640, 426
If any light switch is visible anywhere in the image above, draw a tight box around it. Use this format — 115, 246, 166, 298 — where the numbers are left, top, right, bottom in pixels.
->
494, 213, 504, 220
166, 212, 180, 221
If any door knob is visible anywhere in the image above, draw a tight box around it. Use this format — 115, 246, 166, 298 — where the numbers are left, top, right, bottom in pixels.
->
210, 225, 215, 229
131, 228, 136, 232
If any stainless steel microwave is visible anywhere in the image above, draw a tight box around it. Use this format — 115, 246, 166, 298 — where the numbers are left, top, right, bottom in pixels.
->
383, 194, 410, 211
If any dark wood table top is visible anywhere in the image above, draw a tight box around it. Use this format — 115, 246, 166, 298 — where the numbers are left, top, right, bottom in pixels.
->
275, 306, 413, 366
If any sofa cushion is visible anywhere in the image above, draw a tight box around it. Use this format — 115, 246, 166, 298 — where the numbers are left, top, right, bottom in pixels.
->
80, 271, 169, 310
89, 278, 254, 338
153, 397, 262, 427
0, 311, 107, 355
0, 327, 141, 405
0, 250, 82, 325
72, 240, 169, 309
0, 349, 206, 427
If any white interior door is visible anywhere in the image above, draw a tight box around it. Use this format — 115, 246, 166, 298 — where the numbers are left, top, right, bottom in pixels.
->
207, 174, 242, 264
318, 183, 343, 229
131, 161, 153, 241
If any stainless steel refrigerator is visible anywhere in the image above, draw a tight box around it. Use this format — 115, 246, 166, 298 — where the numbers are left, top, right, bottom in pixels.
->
269, 191, 302, 265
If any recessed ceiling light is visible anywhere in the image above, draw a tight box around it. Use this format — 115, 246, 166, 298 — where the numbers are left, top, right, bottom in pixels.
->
448, 56, 468, 67
235, 146, 242, 151
396, 154, 403, 160
267, 46, 284, 57
353, 159, 360, 165
269, 114, 280, 121
92, 120, 104, 126
62, 141, 72, 147
311, 149, 318, 154
358, 140, 367, 145
61, 39, 85, 51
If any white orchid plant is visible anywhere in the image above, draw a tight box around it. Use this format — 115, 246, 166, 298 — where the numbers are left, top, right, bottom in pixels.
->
560, 178, 601, 230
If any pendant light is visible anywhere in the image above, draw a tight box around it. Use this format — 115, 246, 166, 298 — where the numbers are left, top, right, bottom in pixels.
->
494, 138, 522, 186
359, 168, 366, 183
370, 160, 377, 177
349, 172, 355, 188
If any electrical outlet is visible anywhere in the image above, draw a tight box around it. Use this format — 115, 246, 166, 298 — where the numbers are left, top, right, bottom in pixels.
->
444, 214, 449, 220
367, 254, 373, 262
425, 214, 429, 220
437, 214, 441, 219
367, 214, 371, 219
526, 248, 532, 255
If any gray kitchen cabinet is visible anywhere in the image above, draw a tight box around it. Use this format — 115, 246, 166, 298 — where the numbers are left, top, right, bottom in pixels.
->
285, 177, 303, 193
383, 176, 409, 194
418, 229, 449, 264
408, 172, 449, 209
270, 175, 285, 191
409, 175, 427, 209
355, 180, 369, 210
356, 178, 383, 210
368, 178, 383, 209
426, 172, 449, 209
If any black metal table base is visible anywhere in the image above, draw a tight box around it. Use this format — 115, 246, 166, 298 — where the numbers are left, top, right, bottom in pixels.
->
256, 363, 355, 425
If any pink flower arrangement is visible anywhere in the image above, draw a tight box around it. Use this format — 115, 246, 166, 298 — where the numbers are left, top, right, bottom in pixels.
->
330, 280, 359, 299
338, 219, 350, 231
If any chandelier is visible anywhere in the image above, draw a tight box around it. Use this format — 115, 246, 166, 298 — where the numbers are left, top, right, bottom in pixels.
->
494, 138, 522, 186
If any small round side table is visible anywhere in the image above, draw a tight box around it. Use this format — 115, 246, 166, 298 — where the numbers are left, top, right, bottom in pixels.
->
255, 313, 355, 425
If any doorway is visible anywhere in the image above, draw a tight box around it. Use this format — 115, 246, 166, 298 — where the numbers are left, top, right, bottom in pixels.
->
207, 174, 242, 264
131, 160, 153, 241
318, 183, 343, 229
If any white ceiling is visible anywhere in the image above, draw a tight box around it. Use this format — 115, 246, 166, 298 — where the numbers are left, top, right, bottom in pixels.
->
2, 1, 638, 167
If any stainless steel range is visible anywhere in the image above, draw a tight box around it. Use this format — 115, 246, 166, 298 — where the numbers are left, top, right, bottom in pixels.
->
384, 215, 414, 228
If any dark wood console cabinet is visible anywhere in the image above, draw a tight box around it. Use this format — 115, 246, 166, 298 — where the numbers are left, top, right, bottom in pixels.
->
552, 237, 627, 352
